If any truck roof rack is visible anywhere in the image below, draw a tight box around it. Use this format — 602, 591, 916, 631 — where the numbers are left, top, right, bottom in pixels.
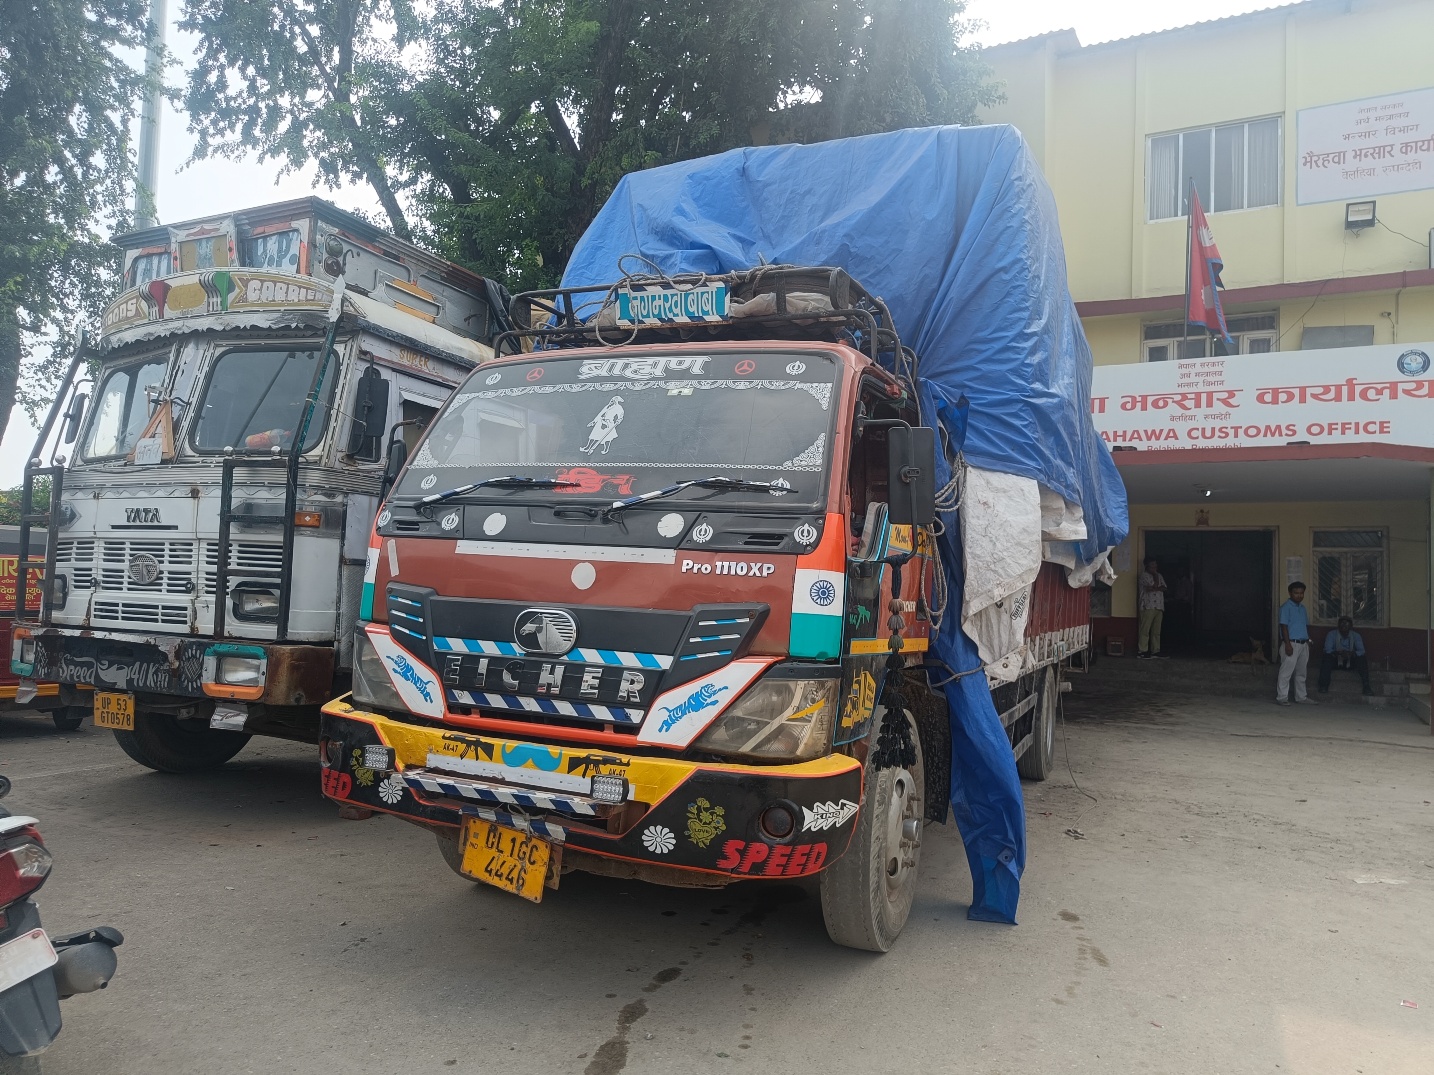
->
496, 264, 910, 374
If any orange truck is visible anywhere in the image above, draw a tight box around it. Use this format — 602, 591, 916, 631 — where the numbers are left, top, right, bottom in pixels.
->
318, 267, 1084, 951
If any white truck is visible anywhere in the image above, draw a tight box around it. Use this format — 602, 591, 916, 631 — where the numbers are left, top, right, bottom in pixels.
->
12, 198, 506, 771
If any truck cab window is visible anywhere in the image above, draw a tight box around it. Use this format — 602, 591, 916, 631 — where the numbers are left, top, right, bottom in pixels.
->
83, 358, 168, 459
192, 348, 336, 452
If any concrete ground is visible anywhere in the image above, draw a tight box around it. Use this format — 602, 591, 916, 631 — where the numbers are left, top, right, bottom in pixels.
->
1, 682, 1430, 1075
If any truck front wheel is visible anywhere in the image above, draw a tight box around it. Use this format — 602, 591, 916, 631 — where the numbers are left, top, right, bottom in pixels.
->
820, 706, 924, 952
113, 712, 250, 773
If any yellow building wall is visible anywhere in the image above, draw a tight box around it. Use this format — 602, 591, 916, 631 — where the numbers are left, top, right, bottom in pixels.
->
1110, 499, 1429, 630
981, 0, 1434, 303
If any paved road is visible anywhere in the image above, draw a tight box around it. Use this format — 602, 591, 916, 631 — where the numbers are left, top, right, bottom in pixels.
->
3, 687, 1431, 1074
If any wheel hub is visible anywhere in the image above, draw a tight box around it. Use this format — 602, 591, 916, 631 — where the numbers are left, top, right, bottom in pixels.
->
883, 767, 923, 900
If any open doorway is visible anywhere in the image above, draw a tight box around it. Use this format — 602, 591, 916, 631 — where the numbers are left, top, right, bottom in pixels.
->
1143, 529, 1275, 658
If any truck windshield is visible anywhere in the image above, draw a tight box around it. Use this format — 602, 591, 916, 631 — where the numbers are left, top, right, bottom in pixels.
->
83, 356, 168, 459
402, 351, 836, 508
192, 347, 335, 452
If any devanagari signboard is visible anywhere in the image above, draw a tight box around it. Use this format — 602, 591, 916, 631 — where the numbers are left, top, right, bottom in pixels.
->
1297, 87, 1434, 204
1091, 340, 1434, 451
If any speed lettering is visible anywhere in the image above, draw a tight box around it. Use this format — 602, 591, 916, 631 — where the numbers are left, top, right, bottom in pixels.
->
714, 839, 828, 876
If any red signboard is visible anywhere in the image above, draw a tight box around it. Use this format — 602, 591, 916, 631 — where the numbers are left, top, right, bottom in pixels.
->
0, 557, 45, 613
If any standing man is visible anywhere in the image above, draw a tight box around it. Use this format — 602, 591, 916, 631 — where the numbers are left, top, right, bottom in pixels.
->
1137, 557, 1168, 659
1276, 581, 1317, 705
1318, 617, 1373, 696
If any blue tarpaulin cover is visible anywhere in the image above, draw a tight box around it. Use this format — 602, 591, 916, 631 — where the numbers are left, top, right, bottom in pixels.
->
562, 124, 1129, 922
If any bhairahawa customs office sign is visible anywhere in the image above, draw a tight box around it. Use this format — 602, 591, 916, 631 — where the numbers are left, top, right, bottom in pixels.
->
1297, 87, 1434, 204
1091, 341, 1434, 451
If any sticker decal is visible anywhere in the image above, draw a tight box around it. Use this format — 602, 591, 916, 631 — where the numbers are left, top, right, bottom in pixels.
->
440, 511, 460, 531
802, 799, 859, 832
377, 510, 392, 527
526, 366, 545, 382
715, 840, 828, 876
321, 769, 353, 799
680, 558, 775, 577
581, 395, 625, 455
350, 748, 376, 787
785, 361, 806, 375
483, 512, 507, 536
685, 798, 727, 848
734, 359, 756, 376
486, 372, 502, 385
641, 825, 676, 855
769, 478, 791, 496
808, 579, 837, 606
578, 356, 709, 379
657, 682, 730, 734
555, 468, 635, 495
841, 670, 877, 728
793, 522, 819, 546
420, 474, 437, 490
377, 774, 405, 804
690, 522, 713, 544
571, 562, 596, 589
366, 627, 444, 717
657, 512, 685, 538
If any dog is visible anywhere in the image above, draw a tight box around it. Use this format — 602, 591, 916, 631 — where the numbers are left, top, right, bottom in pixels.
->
1228, 638, 1269, 665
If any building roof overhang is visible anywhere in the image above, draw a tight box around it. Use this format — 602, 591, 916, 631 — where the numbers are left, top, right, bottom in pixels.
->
1112, 442, 1434, 504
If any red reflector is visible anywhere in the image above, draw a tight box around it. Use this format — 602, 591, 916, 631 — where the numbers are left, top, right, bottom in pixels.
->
0, 830, 52, 906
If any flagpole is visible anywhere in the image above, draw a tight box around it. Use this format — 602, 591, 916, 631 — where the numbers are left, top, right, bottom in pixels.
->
1183, 177, 1193, 362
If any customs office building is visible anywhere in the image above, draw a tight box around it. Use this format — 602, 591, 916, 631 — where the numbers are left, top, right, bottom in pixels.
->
981, 0, 1434, 696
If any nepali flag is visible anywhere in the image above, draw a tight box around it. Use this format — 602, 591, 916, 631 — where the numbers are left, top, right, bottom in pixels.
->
1187, 189, 1233, 347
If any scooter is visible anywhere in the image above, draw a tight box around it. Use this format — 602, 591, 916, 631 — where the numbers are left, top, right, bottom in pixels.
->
0, 774, 122, 1073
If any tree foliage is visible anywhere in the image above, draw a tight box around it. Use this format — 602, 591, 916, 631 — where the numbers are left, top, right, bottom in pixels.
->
183, 0, 999, 292
0, 0, 151, 443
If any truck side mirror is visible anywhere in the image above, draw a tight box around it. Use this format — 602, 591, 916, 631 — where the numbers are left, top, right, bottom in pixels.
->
346, 366, 390, 458
886, 425, 937, 527
62, 392, 88, 444
380, 436, 409, 500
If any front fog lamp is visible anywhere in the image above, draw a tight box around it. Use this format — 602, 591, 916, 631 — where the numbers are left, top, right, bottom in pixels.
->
589, 774, 629, 804
362, 744, 396, 772
217, 656, 265, 686
233, 586, 280, 622
350, 629, 407, 713
693, 674, 838, 762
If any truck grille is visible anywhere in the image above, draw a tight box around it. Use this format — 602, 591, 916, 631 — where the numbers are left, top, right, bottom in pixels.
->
93, 600, 190, 627
54, 539, 96, 590
202, 541, 285, 594
99, 539, 197, 594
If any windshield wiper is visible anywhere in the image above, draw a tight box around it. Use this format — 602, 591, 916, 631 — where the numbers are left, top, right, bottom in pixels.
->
417, 475, 578, 508
600, 476, 793, 521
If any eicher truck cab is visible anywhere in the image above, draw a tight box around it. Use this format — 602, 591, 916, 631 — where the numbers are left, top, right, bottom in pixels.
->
320, 267, 1084, 951
12, 199, 507, 772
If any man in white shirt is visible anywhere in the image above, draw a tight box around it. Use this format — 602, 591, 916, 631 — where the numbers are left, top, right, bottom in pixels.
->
1137, 557, 1168, 660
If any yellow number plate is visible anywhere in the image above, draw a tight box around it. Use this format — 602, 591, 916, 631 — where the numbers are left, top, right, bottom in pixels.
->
93, 692, 135, 731
459, 817, 551, 903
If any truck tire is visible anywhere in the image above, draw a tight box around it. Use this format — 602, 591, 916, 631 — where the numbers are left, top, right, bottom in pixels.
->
435, 828, 475, 880
112, 712, 250, 773
820, 706, 924, 952
51, 707, 87, 733
1016, 666, 1056, 782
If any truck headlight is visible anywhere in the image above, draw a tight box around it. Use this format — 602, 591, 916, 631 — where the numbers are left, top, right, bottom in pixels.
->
217, 656, 265, 686
232, 585, 280, 621
692, 671, 838, 762
351, 628, 406, 712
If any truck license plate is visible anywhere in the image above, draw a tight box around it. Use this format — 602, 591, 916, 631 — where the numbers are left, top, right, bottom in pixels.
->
94, 692, 135, 731
0, 929, 58, 995
459, 817, 551, 903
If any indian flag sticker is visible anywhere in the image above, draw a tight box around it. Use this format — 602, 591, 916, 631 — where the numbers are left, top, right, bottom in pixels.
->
791, 568, 844, 659
359, 545, 380, 621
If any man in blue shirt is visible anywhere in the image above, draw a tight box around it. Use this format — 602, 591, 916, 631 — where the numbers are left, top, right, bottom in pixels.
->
1318, 617, 1373, 696
1276, 582, 1316, 706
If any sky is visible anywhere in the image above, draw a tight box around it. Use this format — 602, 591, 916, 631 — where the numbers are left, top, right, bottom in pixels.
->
0, 0, 1288, 485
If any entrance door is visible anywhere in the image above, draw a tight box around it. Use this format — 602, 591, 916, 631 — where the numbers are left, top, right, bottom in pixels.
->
1144, 530, 1274, 658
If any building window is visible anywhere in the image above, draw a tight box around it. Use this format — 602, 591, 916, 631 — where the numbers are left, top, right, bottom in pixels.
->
1147, 117, 1281, 221
1142, 314, 1279, 362
1312, 529, 1385, 627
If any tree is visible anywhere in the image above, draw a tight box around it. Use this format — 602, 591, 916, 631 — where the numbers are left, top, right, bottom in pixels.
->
0, 0, 151, 445
181, 0, 418, 238
182, 0, 999, 292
